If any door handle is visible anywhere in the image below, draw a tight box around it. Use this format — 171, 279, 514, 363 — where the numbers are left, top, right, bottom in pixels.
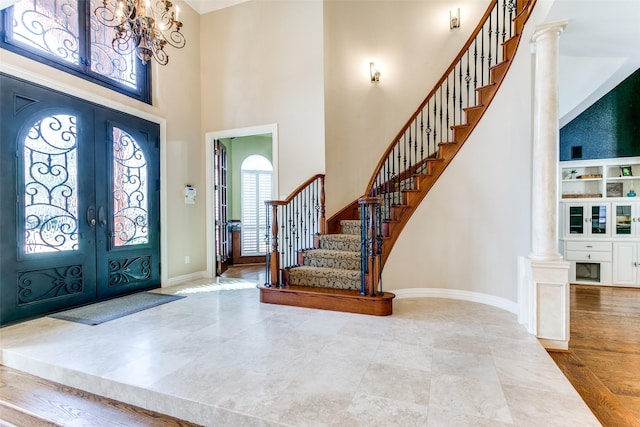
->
98, 206, 107, 226
87, 206, 96, 226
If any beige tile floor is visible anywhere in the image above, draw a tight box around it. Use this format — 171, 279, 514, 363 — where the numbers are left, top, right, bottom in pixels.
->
0, 278, 599, 426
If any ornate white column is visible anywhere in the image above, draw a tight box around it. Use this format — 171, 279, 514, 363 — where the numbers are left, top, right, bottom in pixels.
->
520, 20, 570, 351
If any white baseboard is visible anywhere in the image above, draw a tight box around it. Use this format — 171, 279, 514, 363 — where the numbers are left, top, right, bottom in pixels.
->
538, 337, 569, 351
393, 288, 518, 315
162, 271, 209, 287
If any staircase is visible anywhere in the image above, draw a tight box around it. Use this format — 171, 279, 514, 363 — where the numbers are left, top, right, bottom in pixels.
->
259, 0, 537, 316
287, 220, 361, 291
261, 215, 394, 316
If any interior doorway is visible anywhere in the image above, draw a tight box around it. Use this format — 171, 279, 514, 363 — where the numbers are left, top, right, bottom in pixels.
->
205, 124, 278, 279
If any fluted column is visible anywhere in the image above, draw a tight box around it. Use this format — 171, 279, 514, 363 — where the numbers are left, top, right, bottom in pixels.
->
530, 20, 568, 261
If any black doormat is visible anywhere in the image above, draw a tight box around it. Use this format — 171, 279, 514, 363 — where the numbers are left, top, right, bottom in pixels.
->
49, 292, 186, 325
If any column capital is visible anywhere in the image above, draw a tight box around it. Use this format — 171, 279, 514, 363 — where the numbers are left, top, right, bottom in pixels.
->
530, 19, 569, 44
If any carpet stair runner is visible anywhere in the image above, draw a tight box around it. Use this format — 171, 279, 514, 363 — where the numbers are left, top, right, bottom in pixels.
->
286, 220, 362, 291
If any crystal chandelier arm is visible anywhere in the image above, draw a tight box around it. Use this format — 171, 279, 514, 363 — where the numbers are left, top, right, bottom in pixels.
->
94, 0, 185, 66
153, 0, 185, 49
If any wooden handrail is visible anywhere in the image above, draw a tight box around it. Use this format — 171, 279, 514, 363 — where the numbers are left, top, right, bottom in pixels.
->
265, 173, 325, 206
365, 0, 520, 195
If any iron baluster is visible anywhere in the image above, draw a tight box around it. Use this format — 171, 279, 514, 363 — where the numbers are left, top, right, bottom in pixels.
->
420, 110, 425, 161
413, 118, 422, 173
481, 24, 485, 86
473, 38, 478, 104
458, 59, 463, 116
466, 50, 472, 108
446, 76, 450, 141
487, 13, 493, 70
408, 128, 411, 173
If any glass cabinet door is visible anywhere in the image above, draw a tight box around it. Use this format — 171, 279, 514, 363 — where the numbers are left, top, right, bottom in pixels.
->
591, 204, 608, 235
612, 203, 640, 237
614, 204, 633, 236
568, 205, 585, 235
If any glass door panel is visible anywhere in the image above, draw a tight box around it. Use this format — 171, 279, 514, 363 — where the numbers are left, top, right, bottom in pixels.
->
591, 204, 608, 235
112, 127, 149, 247
568, 205, 585, 235
615, 205, 633, 236
23, 114, 80, 254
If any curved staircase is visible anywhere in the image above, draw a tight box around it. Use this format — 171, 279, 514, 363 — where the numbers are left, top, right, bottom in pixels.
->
260, 0, 537, 315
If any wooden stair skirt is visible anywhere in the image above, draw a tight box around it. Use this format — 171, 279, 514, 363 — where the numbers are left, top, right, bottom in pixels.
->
258, 285, 395, 316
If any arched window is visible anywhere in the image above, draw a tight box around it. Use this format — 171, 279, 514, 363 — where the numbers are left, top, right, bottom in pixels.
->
241, 155, 272, 255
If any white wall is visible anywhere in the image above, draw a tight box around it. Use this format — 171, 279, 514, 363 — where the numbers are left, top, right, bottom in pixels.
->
199, 0, 326, 198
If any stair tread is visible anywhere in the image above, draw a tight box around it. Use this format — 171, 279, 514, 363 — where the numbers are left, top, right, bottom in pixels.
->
319, 233, 361, 252
339, 219, 361, 236
290, 265, 361, 275
287, 265, 361, 291
320, 233, 359, 240
305, 249, 360, 258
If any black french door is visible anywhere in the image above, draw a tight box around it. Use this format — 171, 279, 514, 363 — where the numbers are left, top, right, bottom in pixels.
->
0, 74, 160, 325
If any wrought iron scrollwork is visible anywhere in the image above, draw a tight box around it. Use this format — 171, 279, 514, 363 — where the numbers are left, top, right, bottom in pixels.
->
10, 0, 137, 88
89, 1, 138, 89
18, 265, 83, 304
11, 0, 80, 65
112, 127, 149, 247
108, 256, 151, 286
23, 114, 79, 254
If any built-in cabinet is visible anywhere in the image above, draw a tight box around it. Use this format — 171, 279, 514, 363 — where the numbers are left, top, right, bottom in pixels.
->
560, 157, 640, 288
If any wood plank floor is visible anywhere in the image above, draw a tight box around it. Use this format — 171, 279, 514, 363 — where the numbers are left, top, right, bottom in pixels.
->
0, 365, 201, 426
549, 284, 640, 427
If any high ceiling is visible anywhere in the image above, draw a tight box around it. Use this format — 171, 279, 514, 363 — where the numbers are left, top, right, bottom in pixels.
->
544, 0, 640, 125
183, 0, 640, 125
183, 0, 248, 14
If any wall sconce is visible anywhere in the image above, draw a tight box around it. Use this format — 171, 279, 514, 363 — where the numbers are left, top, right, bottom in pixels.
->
370, 62, 381, 83
450, 8, 461, 30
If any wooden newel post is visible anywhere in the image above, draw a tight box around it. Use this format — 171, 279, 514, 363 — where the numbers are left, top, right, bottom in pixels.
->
319, 175, 326, 235
358, 197, 382, 297
266, 202, 281, 287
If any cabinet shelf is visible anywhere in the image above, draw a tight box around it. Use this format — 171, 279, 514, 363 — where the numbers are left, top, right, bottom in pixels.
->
607, 176, 640, 181
562, 194, 602, 199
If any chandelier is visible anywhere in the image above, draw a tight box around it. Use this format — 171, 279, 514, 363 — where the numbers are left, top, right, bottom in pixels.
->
94, 0, 186, 66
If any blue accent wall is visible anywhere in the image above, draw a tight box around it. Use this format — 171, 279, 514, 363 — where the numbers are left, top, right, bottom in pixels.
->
560, 67, 640, 161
